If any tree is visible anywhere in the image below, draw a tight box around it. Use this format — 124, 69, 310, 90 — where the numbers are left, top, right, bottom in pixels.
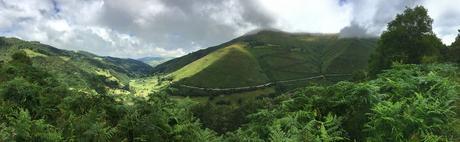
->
0, 37, 7, 46
446, 30, 460, 63
452, 30, 460, 47
11, 51, 32, 65
369, 6, 444, 75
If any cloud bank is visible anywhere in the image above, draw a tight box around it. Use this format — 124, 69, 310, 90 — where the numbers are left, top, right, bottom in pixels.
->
0, 0, 459, 58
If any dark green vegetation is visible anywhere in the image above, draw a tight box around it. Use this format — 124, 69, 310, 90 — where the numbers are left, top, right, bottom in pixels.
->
2, 52, 457, 141
369, 6, 444, 75
445, 30, 460, 63
225, 64, 459, 141
156, 31, 377, 95
184, 6, 460, 141
0, 37, 153, 94
0, 52, 220, 141
0, 6, 459, 142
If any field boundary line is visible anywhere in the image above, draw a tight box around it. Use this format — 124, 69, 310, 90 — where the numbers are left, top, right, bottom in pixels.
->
178, 74, 352, 91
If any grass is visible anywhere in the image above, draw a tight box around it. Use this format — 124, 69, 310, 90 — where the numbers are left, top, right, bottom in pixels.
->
160, 31, 377, 96
171, 43, 270, 88
129, 76, 169, 97
454, 67, 460, 140
172, 87, 276, 106
246, 35, 375, 82
23, 49, 48, 58
59, 56, 71, 61
138, 57, 173, 67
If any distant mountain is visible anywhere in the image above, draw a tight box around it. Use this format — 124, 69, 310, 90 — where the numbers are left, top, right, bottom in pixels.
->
154, 30, 377, 91
137, 56, 173, 67
0, 37, 154, 94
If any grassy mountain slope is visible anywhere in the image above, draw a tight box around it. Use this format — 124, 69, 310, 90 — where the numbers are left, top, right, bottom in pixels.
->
153, 37, 243, 73
156, 30, 377, 90
0, 37, 154, 94
171, 43, 269, 88
137, 56, 173, 67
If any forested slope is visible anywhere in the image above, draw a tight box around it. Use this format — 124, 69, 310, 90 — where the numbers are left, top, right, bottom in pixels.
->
0, 53, 219, 141
0, 37, 154, 94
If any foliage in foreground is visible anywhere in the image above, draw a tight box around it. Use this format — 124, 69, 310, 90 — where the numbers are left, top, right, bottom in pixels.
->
0, 52, 221, 141
1, 46, 459, 141
227, 64, 459, 141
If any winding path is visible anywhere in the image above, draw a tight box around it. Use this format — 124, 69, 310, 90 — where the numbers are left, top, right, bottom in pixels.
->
179, 74, 351, 91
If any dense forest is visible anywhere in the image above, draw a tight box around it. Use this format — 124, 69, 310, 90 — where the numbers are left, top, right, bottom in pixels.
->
0, 6, 459, 142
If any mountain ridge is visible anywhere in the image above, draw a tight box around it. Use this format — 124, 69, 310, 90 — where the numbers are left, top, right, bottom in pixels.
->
0, 37, 154, 94
154, 30, 378, 94
137, 56, 173, 67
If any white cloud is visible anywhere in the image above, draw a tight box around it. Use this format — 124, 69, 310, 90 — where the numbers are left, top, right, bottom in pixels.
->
338, 0, 460, 43
0, 0, 189, 58
1, 0, 459, 58
423, 0, 460, 44
46, 19, 71, 32
259, 0, 352, 33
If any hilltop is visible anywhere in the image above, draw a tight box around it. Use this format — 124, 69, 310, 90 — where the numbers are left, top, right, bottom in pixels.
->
154, 30, 377, 94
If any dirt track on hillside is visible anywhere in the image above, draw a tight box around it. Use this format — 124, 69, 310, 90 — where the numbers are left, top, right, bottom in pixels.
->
179, 74, 351, 91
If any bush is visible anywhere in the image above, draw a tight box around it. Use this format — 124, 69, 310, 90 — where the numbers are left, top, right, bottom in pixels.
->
229, 64, 459, 141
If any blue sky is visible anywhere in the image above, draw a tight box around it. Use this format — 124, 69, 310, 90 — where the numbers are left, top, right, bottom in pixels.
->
0, 0, 459, 58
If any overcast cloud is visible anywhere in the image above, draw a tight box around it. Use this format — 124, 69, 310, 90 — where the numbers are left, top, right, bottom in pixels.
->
0, 0, 459, 58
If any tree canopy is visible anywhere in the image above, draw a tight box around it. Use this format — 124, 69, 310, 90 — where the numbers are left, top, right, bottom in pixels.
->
444, 30, 460, 63
452, 30, 460, 47
369, 6, 444, 75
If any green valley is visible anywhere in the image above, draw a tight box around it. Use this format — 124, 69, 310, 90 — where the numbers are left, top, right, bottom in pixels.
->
0, 37, 154, 95
0, 4, 459, 142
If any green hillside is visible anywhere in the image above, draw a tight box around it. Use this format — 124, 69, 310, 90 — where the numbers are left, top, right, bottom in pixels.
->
153, 39, 238, 73
0, 37, 154, 94
137, 56, 173, 67
172, 43, 269, 88
157, 30, 377, 92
